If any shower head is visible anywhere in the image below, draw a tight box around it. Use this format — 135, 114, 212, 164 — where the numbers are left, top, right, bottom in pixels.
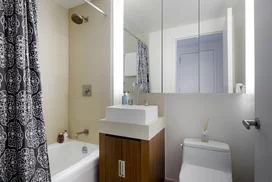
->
71, 14, 88, 24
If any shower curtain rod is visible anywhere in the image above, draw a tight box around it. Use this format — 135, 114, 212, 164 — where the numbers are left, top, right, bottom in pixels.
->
124, 28, 141, 42
84, 0, 107, 16
84, 0, 142, 43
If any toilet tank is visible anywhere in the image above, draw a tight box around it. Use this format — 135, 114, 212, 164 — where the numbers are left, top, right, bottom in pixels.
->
182, 138, 232, 174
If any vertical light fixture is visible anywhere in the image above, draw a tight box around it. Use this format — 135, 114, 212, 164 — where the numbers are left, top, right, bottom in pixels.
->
245, 0, 255, 94
227, 8, 234, 94
198, 0, 201, 93
111, 0, 124, 105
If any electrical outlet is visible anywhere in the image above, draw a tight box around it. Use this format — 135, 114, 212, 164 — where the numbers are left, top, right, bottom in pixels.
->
82, 85, 92, 97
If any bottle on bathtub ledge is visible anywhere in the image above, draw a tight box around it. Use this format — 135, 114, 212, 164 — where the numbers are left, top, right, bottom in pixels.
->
57, 133, 64, 144
63, 130, 68, 142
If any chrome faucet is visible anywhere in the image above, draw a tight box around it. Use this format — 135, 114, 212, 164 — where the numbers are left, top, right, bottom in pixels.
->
75, 129, 89, 139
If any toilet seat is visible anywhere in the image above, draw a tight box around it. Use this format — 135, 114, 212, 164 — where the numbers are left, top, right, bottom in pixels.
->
179, 164, 232, 182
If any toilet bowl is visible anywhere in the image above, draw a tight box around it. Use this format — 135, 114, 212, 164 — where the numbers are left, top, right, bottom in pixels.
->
179, 138, 232, 182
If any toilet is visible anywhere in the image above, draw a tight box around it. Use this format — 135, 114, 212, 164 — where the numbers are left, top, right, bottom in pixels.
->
179, 138, 232, 182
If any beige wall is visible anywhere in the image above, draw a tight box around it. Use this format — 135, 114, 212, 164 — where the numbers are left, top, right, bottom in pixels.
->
37, 0, 69, 144
69, 0, 111, 144
123, 31, 137, 93
124, 31, 137, 54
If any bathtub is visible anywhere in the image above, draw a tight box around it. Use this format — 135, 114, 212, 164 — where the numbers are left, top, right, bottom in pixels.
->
48, 140, 99, 182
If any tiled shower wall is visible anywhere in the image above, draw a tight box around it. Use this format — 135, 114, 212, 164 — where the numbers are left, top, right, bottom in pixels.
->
38, 0, 69, 144
68, 0, 111, 144
38, 0, 111, 145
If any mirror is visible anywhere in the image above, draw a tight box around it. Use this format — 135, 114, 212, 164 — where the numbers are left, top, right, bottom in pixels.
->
123, 0, 162, 93
123, 0, 247, 94
199, 0, 246, 94
163, 0, 246, 93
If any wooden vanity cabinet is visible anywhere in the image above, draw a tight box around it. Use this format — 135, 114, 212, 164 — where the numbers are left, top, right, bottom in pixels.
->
99, 129, 165, 182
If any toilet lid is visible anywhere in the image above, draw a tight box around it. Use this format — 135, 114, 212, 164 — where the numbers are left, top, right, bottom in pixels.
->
179, 164, 232, 182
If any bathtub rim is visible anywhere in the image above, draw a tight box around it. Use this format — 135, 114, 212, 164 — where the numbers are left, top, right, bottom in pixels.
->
48, 139, 99, 181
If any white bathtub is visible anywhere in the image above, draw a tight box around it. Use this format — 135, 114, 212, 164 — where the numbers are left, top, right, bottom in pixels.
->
48, 140, 99, 182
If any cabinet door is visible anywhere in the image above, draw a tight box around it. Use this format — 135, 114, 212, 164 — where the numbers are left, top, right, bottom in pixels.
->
121, 138, 141, 182
105, 135, 122, 182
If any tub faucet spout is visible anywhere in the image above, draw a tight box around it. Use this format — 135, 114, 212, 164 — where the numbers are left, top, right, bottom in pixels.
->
75, 129, 89, 139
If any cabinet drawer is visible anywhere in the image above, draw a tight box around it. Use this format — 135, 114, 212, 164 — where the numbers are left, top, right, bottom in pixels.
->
100, 130, 165, 182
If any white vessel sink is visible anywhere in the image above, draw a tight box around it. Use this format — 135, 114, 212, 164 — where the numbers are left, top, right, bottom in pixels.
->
105, 105, 158, 125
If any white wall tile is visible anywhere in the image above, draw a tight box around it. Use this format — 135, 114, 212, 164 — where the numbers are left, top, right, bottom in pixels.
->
69, 0, 111, 145
129, 93, 255, 182
165, 94, 255, 182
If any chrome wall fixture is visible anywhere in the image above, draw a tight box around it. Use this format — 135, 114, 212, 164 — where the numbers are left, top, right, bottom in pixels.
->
84, 0, 107, 16
242, 118, 261, 130
71, 14, 89, 24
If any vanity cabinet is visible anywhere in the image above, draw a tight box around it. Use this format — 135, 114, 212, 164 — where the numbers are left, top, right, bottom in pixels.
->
99, 129, 165, 182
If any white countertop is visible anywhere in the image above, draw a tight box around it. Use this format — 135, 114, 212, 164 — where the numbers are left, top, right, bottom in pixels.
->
99, 117, 165, 141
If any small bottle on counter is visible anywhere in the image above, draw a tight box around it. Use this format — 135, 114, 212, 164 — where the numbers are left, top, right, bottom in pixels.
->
122, 92, 128, 105
63, 130, 68, 142
57, 133, 64, 143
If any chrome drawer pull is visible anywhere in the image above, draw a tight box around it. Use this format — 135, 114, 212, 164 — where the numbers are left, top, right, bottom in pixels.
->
121, 161, 125, 178
118, 160, 122, 177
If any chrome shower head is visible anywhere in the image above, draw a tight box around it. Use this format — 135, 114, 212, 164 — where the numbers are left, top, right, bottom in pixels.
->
71, 14, 88, 24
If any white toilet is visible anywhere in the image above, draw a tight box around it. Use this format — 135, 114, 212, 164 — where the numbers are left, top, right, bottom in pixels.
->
179, 138, 232, 182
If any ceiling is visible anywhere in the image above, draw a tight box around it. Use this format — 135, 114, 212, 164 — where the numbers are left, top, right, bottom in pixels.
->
54, 0, 85, 9
54, 0, 241, 34
124, 0, 241, 34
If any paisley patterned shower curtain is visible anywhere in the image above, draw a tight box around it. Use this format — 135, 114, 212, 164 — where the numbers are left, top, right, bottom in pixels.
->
137, 40, 150, 93
0, 0, 51, 181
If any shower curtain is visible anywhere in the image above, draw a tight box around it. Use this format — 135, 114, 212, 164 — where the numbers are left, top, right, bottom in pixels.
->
0, 0, 51, 181
137, 40, 150, 93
